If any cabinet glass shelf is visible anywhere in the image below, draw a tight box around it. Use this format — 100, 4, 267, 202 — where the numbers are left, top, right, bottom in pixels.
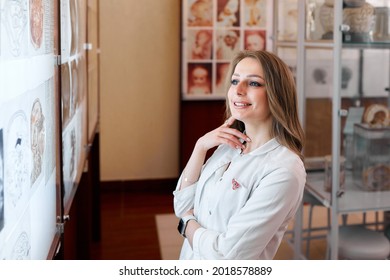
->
306, 171, 390, 214
343, 42, 390, 49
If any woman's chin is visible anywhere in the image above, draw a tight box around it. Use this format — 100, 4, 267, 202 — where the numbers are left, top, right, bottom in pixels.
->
231, 113, 244, 122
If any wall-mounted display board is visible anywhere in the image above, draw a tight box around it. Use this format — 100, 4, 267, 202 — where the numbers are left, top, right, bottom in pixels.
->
86, 0, 99, 142
87, 0, 99, 143
60, 0, 88, 212
0, 0, 58, 259
0, 0, 95, 259
181, 0, 273, 100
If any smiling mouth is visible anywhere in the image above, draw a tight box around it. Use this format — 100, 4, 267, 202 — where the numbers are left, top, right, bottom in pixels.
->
234, 102, 251, 107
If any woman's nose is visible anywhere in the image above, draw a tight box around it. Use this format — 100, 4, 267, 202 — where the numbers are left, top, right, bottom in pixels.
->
236, 81, 246, 95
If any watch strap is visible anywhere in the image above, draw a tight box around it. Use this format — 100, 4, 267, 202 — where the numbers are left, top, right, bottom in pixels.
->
178, 215, 196, 237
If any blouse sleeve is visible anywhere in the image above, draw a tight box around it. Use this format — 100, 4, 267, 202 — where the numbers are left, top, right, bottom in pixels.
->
173, 145, 226, 218
191, 163, 306, 259
173, 173, 197, 218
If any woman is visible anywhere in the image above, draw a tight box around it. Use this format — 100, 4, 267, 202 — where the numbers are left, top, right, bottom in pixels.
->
174, 50, 306, 259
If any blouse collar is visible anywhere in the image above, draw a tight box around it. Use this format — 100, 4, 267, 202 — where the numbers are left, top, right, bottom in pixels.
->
236, 138, 280, 157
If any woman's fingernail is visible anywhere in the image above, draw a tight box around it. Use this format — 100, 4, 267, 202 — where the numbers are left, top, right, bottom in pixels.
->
246, 137, 251, 142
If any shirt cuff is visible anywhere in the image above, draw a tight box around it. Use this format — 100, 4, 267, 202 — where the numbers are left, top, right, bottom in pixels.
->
192, 227, 207, 259
173, 182, 196, 217
173, 183, 196, 201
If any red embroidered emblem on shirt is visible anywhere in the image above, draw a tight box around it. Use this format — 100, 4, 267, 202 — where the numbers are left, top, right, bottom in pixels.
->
232, 178, 240, 190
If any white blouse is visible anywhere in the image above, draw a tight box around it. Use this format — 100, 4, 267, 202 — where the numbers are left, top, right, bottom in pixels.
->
173, 138, 306, 260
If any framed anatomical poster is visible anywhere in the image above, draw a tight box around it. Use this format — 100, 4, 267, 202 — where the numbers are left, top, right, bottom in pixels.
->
181, 0, 272, 100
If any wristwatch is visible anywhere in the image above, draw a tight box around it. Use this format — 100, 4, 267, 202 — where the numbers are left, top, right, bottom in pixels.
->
177, 215, 197, 238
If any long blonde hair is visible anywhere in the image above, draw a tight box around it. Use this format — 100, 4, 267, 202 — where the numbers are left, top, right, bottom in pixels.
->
225, 50, 305, 160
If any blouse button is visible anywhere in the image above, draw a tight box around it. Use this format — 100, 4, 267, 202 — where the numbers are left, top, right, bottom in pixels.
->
209, 210, 212, 215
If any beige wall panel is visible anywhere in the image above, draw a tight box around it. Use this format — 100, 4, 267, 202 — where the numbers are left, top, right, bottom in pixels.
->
99, 0, 180, 181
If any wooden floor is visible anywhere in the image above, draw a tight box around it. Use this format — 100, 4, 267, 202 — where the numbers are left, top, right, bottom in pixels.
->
90, 187, 174, 260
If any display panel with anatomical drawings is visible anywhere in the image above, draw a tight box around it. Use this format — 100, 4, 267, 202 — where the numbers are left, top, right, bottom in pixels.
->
0, 0, 92, 260
182, 0, 272, 100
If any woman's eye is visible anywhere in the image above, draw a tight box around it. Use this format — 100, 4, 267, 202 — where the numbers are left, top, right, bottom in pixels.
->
249, 81, 263, 87
231, 79, 239, 85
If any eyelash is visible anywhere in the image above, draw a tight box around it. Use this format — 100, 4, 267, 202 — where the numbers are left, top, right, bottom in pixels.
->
230, 79, 264, 87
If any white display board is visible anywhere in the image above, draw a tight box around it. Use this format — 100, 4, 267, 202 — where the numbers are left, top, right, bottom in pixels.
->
0, 0, 57, 259
0, 0, 91, 259
60, 0, 88, 213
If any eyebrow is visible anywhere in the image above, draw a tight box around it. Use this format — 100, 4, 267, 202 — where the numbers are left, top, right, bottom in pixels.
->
232, 73, 265, 80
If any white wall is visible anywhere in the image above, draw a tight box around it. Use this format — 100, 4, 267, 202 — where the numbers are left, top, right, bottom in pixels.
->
99, 0, 180, 181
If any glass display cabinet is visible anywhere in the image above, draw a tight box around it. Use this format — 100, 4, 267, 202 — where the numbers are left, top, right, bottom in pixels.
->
273, 0, 390, 259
